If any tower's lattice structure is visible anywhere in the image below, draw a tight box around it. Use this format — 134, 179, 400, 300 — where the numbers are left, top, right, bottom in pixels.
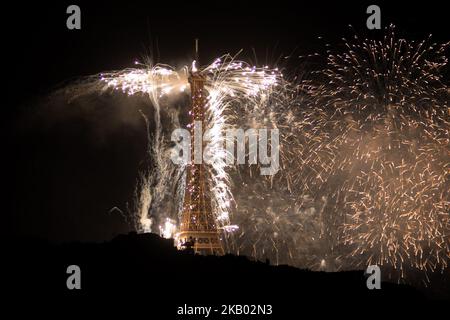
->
178, 68, 224, 255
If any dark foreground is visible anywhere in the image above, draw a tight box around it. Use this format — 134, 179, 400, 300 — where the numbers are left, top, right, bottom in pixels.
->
3, 232, 448, 318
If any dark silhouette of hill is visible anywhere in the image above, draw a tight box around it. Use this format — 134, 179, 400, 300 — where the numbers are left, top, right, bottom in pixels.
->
3, 232, 448, 318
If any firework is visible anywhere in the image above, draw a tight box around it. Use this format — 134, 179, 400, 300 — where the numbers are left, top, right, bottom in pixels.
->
317, 26, 450, 274
264, 25, 450, 274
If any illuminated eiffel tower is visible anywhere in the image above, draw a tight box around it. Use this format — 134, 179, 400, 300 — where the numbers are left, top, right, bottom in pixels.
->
178, 40, 224, 255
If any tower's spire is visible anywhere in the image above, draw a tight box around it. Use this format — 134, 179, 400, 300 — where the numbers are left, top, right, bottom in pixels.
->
194, 38, 199, 64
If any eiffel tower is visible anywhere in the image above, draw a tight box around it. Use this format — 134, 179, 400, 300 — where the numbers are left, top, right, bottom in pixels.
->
178, 40, 224, 255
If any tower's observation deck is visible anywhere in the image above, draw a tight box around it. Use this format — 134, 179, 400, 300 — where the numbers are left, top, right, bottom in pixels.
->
178, 71, 224, 255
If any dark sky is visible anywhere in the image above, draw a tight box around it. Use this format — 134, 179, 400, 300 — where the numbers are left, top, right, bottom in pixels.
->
4, 1, 449, 242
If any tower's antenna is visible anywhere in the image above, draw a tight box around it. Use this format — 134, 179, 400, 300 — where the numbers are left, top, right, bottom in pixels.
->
194, 38, 199, 63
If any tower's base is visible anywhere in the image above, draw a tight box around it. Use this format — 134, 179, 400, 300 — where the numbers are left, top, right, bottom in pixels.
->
178, 231, 224, 255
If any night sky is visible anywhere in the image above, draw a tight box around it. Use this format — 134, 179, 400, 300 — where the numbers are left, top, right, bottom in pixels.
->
4, 1, 449, 242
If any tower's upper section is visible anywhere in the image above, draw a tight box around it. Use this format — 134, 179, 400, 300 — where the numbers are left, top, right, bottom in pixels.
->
188, 71, 207, 123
